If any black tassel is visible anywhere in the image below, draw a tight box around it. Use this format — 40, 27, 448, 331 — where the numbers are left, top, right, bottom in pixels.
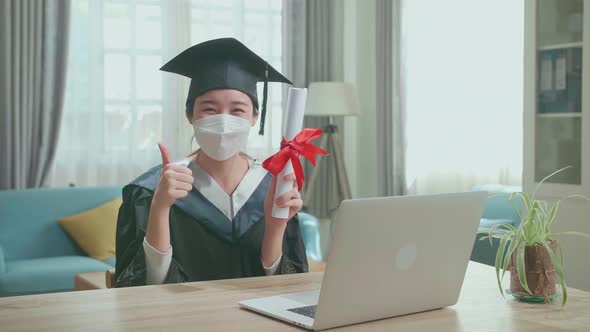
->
259, 63, 269, 135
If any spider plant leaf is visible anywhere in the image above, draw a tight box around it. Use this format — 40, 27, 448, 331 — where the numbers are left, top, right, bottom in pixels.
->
559, 274, 568, 308
546, 200, 561, 231
479, 227, 512, 235
508, 191, 518, 200
530, 200, 541, 216
510, 200, 523, 220
502, 243, 517, 281
557, 239, 565, 268
542, 241, 568, 307
492, 233, 514, 240
526, 200, 538, 224
517, 242, 532, 294
553, 231, 590, 239
537, 201, 547, 220
501, 231, 519, 280
532, 166, 572, 201
495, 235, 510, 297
542, 200, 548, 212
490, 230, 512, 239
510, 192, 531, 217
524, 201, 542, 242
538, 202, 548, 229
535, 205, 547, 242
487, 224, 515, 246
477, 228, 491, 234
563, 194, 590, 203
488, 224, 503, 246
501, 224, 518, 232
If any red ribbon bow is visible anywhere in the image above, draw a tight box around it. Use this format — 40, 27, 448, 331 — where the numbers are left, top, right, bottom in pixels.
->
262, 128, 329, 190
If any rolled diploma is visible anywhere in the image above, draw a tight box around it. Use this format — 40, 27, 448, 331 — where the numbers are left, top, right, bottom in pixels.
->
272, 88, 307, 218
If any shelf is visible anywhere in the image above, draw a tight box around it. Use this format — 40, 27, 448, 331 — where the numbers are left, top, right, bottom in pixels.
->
537, 113, 582, 118
538, 42, 583, 51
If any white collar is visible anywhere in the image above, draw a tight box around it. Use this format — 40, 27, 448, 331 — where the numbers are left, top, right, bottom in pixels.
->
185, 154, 268, 221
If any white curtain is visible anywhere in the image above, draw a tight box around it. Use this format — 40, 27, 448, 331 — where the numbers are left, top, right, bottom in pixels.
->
47, 0, 284, 187
403, 0, 524, 194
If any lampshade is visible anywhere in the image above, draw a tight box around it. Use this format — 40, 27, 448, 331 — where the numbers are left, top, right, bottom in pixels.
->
305, 82, 361, 117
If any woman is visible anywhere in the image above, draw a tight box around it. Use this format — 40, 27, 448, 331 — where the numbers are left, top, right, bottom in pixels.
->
115, 38, 308, 286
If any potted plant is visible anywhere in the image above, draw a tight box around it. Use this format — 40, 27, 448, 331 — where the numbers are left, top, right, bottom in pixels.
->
480, 167, 590, 306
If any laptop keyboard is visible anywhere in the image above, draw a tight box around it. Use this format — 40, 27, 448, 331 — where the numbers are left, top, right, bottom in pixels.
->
288, 305, 317, 318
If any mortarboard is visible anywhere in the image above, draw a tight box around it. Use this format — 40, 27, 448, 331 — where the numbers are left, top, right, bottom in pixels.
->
160, 38, 292, 135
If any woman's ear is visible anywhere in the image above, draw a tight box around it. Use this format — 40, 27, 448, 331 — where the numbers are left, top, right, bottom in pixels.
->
186, 99, 196, 124
251, 111, 258, 126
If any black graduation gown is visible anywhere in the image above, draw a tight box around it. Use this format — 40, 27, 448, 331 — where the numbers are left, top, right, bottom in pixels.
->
114, 162, 309, 287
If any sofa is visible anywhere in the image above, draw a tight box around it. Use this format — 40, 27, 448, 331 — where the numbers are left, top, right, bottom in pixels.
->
0, 187, 121, 296
470, 185, 522, 266
0, 186, 321, 297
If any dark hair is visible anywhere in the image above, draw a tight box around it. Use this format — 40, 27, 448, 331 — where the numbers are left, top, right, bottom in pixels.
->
185, 96, 259, 118
185, 99, 194, 118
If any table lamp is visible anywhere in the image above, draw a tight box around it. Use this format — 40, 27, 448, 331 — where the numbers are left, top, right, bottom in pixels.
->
302, 82, 360, 207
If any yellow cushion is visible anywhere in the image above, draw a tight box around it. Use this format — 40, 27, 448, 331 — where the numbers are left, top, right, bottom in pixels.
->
58, 198, 122, 261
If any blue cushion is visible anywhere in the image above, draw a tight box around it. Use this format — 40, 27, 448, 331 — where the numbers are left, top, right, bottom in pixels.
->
471, 185, 523, 267
103, 256, 116, 267
299, 212, 322, 261
0, 186, 122, 260
472, 185, 522, 224
478, 218, 517, 231
482, 195, 522, 223
0, 256, 112, 296
0, 245, 5, 274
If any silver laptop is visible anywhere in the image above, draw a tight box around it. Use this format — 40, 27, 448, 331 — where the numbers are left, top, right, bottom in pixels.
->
239, 192, 487, 330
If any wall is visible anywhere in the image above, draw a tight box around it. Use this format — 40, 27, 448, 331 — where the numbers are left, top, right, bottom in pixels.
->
340, 0, 379, 200
542, 196, 590, 291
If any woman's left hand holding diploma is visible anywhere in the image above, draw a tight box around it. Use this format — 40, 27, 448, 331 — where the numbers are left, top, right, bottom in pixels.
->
261, 172, 302, 268
264, 172, 302, 223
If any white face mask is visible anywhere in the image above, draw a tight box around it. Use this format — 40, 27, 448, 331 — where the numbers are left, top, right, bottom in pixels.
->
193, 114, 252, 161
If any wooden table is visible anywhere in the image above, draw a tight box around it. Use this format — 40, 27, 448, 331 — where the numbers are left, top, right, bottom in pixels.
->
73, 261, 327, 291
1, 262, 589, 331
74, 272, 109, 291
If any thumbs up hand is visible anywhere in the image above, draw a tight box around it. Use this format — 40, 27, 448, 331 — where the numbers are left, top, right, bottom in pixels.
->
152, 143, 194, 209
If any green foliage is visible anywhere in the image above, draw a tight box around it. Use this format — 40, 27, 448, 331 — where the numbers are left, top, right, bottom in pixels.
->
478, 166, 590, 307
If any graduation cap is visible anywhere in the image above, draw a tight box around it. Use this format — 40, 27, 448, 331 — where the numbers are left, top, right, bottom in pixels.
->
160, 38, 292, 135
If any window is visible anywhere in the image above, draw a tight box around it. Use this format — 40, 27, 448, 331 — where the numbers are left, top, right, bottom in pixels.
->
190, 0, 284, 156
404, 0, 524, 194
48, 0, 283, 187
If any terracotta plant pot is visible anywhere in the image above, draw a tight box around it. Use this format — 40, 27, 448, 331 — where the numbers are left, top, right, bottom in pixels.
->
509, 240, 558, 302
